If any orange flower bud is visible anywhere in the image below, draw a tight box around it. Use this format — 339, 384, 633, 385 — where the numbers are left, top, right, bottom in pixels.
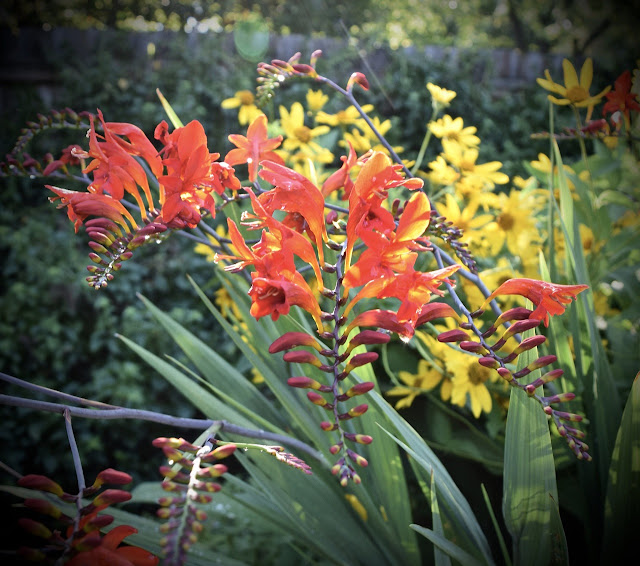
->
269, 332, 321, 353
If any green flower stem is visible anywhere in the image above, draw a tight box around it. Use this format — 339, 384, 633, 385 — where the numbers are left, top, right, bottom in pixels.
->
572, 105, 596, 197
410, 104, 439, 176
410, 128, 434, 176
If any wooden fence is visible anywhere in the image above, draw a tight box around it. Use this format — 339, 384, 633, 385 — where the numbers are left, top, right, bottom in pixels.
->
0, 27, 566, 117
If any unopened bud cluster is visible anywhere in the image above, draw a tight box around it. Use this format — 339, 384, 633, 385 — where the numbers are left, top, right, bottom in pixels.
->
16, 469, 157, 564
153, 437, 236, 562
271, 328, 387, 486
439, 307, 590, 460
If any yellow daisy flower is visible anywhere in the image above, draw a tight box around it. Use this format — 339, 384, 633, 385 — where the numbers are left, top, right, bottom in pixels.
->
306, 89, 329, 113
387, 359, 443, 409
482, 188, 543, 256
280, 102, 331, 154
427, 82, 457, 108
442, 139, 509, 189
537, 58, 611, 108
445, 349, 497, 418
435, 193, 494, 250
428, 155, 461, 186
315, 104, 374, 128
429, 115, 480, 147
221, 90, 264, 125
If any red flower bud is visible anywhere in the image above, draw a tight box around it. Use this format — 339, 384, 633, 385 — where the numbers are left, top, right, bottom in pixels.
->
287, 376, 322, 389
283, 351, 323, 367
437, 329, 469, 343
269, 332, 321, 353
18, 475, 64, 497
92, 489, 132, 508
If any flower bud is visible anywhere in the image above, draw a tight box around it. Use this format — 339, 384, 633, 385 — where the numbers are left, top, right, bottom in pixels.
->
92, 489, 132, 508
18, 475, 64, 497
478, 357, 499, 369
307, 391, 330, 407
283, 351, 323, 367
459, 341, 486, 353
344, 433, 373, 445
346, 449, 368, 467
343, 381, 375, 398
208, 444, 237, 460
437, 329, 469, 343
320, 421, 337, 431
269, 332, 321, 354
92, 468, 132, 487
347, 72, 370, 92
287, 376, 322, 390
18, 518, 52, 539
542, 392, 576, 405
345, 352, 379, 372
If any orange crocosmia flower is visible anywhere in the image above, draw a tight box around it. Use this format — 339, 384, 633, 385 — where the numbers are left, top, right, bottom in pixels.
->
155, 120, 222, 229
344, 264, 460, 324
344, 309, 415, 342
77, 110, 162, 218
480, 278, 589, 327
215, 218, 258, 271
257, 160, 329, 261
225, 114, 285, 182
345, 151, 423, 268
343, 191, 432, 291
66, 525, 159, 566
602, 70, 640, 126
321, 142, 359, 198
47, 186, 138, 233
243, 189, 324, 288
248, 272, 324, 333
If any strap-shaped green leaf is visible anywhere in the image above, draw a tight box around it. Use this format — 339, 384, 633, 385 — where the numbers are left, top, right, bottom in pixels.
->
601, 372, 640, 563
502, 322, 567, 566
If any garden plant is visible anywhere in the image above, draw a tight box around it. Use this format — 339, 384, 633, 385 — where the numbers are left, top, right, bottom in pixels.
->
0, 46, 638, 566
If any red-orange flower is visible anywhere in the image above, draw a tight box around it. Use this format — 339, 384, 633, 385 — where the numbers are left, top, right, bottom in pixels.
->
481, 278, 589, 327
77, 110, 162, 219
47, 186, 138, 233
602, 70, 640, 128
258, 160, 329, 264
345, 151, 423, 268
343, 191, 431, 291
344, 264, 460, 324
66, 525, 158, 566
321, 143, 359, 198
248, 272, 324, 332
155, 120, 221, 229
225, 114, 285, 182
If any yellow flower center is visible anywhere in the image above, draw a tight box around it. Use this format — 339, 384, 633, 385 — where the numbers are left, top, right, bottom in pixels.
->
238, 90, 255, 106
459, 159, 475, 173
565, 86, 589, 103
446, 131, 460, 142
468, 363, 490, 385
294, 126, 312, 143
497, 212, 515, 231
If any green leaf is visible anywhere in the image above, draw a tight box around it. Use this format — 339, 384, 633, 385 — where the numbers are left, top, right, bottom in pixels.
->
116, 333, 256, 427
375, 416, 494, 565
502, 321, 567, 566
156, 88, 184, 128
430, 471, 452, 566
136, 293, 283, 427
410, 524, 484, 566
601, 372, 640, 563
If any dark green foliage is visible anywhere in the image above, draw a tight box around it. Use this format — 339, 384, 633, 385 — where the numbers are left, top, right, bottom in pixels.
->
0, 176, 228, 484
